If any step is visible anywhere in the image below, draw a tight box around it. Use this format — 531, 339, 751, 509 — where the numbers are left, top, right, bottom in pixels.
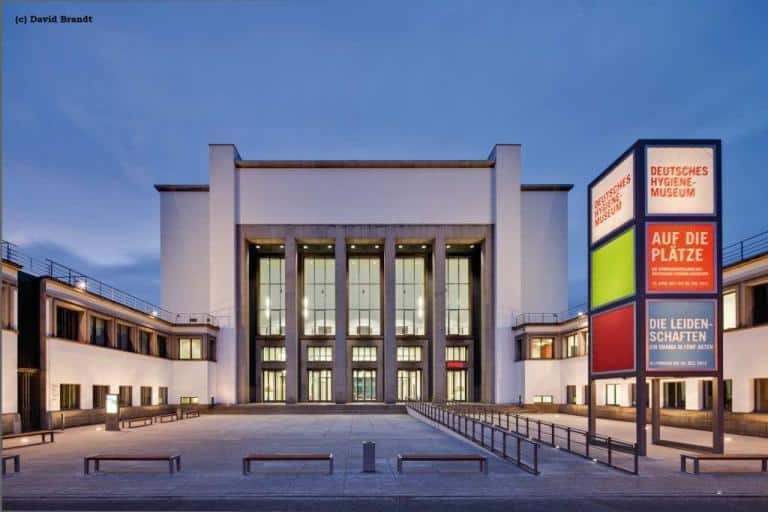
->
204, 403, 407, 415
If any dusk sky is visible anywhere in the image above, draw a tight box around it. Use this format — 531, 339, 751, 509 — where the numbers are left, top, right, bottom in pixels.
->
3, 1, 767, 308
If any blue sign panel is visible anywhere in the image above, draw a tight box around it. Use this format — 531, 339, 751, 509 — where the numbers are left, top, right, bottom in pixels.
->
646, 299, 717, 372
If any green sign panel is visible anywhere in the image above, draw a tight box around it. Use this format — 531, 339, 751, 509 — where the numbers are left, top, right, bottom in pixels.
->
591, 227, 635, 309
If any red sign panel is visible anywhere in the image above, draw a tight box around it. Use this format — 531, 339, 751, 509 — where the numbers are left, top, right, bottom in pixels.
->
646, 223, 716, 293
446, 361, 466, 369
591, 302, 635, 374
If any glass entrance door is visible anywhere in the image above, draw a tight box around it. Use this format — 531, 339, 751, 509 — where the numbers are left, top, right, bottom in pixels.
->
397, 369, 422, 401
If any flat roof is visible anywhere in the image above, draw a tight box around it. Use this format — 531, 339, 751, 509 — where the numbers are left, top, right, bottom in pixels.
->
235, 160, 495, 169
154, 184, 210, 192
521, 184, 574, 192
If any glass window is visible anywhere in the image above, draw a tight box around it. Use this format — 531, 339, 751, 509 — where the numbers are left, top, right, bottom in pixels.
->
158, 387, 168, 405
262, 346, 286, 362
349, 257, 381, 336
565, 333, 584, 358
157, 335, 168, 358
139, 331, 151, 355
262, 370, 286, 402
630, 383, 649, 407
529, 337, 554, 359
307, 369, 332, 401
725, 379, 733, 411
117, 324, 132, 351
566, 385, 577, 405
60, 384, 80, 410
723, 290, 737, 330
118, 385, 132, 407
396, 346, 422, 362
605, 383, 620, 406
307, 346, 332, 362
753, 284, 768, 326
179, 338, 202, 360
258, 257, 286, 336
352, 369, 377, 401
205, 336, 215, 361
303, 257, 335, 336
533, 395, 553, 404
352, 346, 377, 362
56, 307, 80, 341
1, 284, 14, 330
90, 317, 109, 346
397, 369, 422, 401
140, 386, 152, 406
447, 369, 467, 401
755, 379, 768, 413
664, 382, 686, 409
180, 396, 199, 405
445, 346, 468, 362
92, 385, 109, 409
396, 256, 425, 335
445, 257, 471, 335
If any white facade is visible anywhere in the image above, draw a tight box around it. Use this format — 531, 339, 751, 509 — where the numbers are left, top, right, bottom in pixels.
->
159, 143, 571, 404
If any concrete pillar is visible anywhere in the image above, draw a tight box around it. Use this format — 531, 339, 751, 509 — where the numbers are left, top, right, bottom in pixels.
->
619, 382, 633, 407
685, 379, 703, 411
432, 232, 446, 402
334, 229, 348, 403
284, 237, 298, 404
384, 237, 397, 403
732, 377, 753, 413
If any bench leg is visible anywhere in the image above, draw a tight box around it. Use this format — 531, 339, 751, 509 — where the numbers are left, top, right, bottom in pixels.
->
762, 460, 767, 472
397, 459, 402, 473
680, 456, 685, 473
694, 460, 700, 474
176, 457, 181, 472
95, 460, 100, 472
84, 459, 89, 475
481, 460, 487, 474
2, 459, 7, 476
14, 456, 20, 473
243, 459, 248, 476
329, 458, 333, 475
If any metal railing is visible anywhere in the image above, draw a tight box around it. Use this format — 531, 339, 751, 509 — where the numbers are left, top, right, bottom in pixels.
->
1, 240, 217, 326
448, 405, 638, 475
407, 402, 540, 475
514, 304, 587, 327
723, 229, 768, 267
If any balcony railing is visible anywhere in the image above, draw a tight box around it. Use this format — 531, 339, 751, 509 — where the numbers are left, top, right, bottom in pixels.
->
723, 229, 768, 267
1, 240, 217, 327
514, 304, 587, 327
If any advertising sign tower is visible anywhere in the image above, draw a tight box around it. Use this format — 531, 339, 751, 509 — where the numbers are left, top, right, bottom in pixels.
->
588, 140, 723, 455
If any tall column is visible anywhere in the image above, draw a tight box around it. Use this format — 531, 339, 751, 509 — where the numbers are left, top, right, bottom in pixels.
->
284, 237, 298, 404
334, 229, 348, 403
685, 379, 702, 411
384, 236, 397, 403
432, 232, 446, 402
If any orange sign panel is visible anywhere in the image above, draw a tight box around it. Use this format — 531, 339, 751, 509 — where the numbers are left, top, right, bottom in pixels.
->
646, 223, 716, 293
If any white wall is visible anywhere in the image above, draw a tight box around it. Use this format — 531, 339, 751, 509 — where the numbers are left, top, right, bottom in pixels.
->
521, 190, 569, 314
237, 167, 493, 225
160, 190, 210, 314
493, 145, 523, 403
45, 339, 216, 409
2, 331, 17, 414
724, 325, 768, 413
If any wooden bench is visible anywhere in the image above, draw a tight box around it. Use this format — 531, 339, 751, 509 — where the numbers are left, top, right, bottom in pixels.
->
2, 454, 20, 475
182, 409, 200, 419
242, 453, 333, 475
158, 412, 178, 423
397, 454, 488, 474
84, 454, 181, 474
1, 430, 56, 446
121, 416, 154, 429
681, 454, 768, 474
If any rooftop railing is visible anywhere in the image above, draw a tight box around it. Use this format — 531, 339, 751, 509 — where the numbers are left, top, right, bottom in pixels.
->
514, 304, 587, 327
723, 229, 768, 267
1, 240, 217, 327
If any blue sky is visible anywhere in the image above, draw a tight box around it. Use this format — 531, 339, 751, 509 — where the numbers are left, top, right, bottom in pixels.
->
3, 1, 767, 308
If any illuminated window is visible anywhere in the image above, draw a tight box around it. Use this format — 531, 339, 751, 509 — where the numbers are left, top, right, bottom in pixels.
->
179, 337, 202, 360
723, 290, 737, 330
258, 257, 286, 336
92, 385, 109, 409
352, 369, 376, 401
140, 386, 152, 406
529, 337, 554, 359
396, 256, 425, 335
396, 346, 422, 362
447, 370, 467, 401
158, 387, 168, 405
605, 383, 620, 406
308, 369, 332, 401
446, 257, 471, 335
352, 346, 377, 362
303, 257, 335, 336
180, 396, 199, 405
349, 257, 381, 336
60, 384, 80, 410
445, 346, 468, 362
533, 395, 553, 404
262, 370, 286, 402
118, 385, 132, 407
262, 346, 286, 362
307, 346, 332, 362
397, 369, 421, 401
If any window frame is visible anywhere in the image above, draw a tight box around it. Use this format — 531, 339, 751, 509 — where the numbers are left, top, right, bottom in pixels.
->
140, 386, 152, 406
307, 346, 333, 362
262, 345, 287, 362
178, 337, 202, 360
89, 314, 110, 347
307, 369, 333, 401
395, 255, 426, 337
396, 346, 422, 362
529, 337, 554, 360
347, 255, 383, 337
118, 385, 132, 407
257, 255, 286, 337
301, 255, 336, 337
351, 346, 377, 362
55, 305, 81, 341
59, 383, 81, 410
352, 369, 377, 401
445, 256, 472, 337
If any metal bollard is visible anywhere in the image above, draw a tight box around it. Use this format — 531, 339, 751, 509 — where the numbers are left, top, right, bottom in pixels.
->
362, 441, 376, 473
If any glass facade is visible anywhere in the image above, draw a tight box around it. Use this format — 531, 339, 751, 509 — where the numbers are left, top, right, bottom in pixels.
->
308, 346, 332, 362
308, 369, 333, 401
303, 257, 335, 336
397, 369, 421, 401
446, 369, 467, 401
262, 346, 286, 362
529, 337, 554, 359
262, 369, 286, 402
349, 257, 381, 336
395, 256, 425, 335
259, 257, 286, 336
396, 346, 422, 362
352, 346, 377, 362
352, 369, 377, 401
179, 338, 202, 360
445, 257, 471, 335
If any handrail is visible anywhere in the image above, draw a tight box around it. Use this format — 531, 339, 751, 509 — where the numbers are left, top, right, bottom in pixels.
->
723, 228, 768, 267
1, 240, 217, 327
514, 305, 587, 327
407, 402, 540, 475
446, 404, 638, 475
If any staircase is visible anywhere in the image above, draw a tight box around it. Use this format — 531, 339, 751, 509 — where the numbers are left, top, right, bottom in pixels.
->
204, 402, 407, 415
